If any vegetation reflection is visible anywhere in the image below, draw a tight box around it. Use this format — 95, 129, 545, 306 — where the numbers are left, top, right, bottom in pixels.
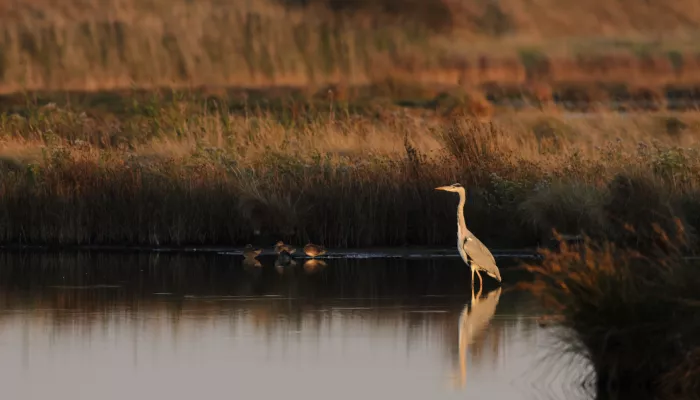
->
523, 224, 700, 399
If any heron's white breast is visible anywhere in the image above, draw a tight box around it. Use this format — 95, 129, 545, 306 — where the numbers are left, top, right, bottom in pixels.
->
457, 238, 469, 264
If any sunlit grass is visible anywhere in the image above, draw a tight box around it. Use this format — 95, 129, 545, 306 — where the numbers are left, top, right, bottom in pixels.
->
2, 0, 700, 100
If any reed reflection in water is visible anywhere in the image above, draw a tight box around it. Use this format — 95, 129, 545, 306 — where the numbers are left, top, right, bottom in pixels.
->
0, 251, 589, 400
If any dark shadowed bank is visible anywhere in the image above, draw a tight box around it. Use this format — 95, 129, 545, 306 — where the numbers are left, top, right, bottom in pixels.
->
0, 94, 699, 250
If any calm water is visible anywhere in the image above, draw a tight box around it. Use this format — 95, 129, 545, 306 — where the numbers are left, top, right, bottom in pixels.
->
0, 252, 590, 400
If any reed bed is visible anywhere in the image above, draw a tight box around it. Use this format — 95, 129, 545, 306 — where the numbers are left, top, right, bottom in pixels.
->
522, 230, 700, 398
1, 93, 700, 248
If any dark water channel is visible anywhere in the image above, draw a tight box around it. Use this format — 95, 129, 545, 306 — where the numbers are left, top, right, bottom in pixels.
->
0, 251, 591, 400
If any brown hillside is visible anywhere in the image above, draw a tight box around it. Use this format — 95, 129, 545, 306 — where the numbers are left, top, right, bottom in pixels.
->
0, 0, 699, 93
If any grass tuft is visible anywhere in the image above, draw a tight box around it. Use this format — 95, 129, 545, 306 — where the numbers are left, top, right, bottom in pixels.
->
521, 226, 700, 397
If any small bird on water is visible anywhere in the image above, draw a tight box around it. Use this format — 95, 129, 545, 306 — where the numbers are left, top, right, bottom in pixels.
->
436, 183, 502, 289
274, 241, 296, 254
303, 242, 326, 258
243, 244, 262, 258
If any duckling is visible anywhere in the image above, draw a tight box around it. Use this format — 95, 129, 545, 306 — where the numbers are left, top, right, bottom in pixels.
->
243, 244, 262, 258
274, 241, 296, 254
303, 242, 326, 258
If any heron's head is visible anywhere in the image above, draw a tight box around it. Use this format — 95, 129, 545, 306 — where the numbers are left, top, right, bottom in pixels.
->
435, 183, 464, 193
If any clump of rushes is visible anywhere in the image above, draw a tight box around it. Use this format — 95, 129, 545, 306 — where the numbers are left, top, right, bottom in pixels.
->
521, 225, 700, 398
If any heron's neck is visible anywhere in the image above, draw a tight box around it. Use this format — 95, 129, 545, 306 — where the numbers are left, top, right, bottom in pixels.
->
457, 190, 467, 237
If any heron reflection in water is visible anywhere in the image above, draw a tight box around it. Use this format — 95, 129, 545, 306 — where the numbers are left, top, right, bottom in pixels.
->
455, 284, 502, 389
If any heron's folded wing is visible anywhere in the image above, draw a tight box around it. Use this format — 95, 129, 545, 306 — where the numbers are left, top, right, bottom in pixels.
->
463, 234, 497, 270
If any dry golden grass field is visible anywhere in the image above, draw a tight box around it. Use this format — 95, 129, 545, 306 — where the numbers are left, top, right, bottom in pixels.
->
0, 0, 699, 249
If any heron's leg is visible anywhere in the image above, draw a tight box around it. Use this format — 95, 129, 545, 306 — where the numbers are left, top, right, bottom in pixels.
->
477, 271, 483, 297
471, 267, 475, 287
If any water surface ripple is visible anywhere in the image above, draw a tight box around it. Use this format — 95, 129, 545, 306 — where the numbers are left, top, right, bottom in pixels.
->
0, 252, 590, 400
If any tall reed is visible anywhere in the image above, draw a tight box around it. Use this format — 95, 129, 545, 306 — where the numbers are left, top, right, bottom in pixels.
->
1, 96, 700, 248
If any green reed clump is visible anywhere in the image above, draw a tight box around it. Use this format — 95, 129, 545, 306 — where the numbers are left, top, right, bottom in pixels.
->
522, 229, 700, 398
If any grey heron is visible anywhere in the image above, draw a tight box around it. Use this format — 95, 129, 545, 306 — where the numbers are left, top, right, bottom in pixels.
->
436, 183, 502, 288
303, 242, 326, 258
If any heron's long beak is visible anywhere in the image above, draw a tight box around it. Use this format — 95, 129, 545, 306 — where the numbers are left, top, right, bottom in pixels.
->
435, 186, 452, 191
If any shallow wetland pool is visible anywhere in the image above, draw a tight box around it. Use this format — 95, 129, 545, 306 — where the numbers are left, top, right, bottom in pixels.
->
0, 250, 591, 400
